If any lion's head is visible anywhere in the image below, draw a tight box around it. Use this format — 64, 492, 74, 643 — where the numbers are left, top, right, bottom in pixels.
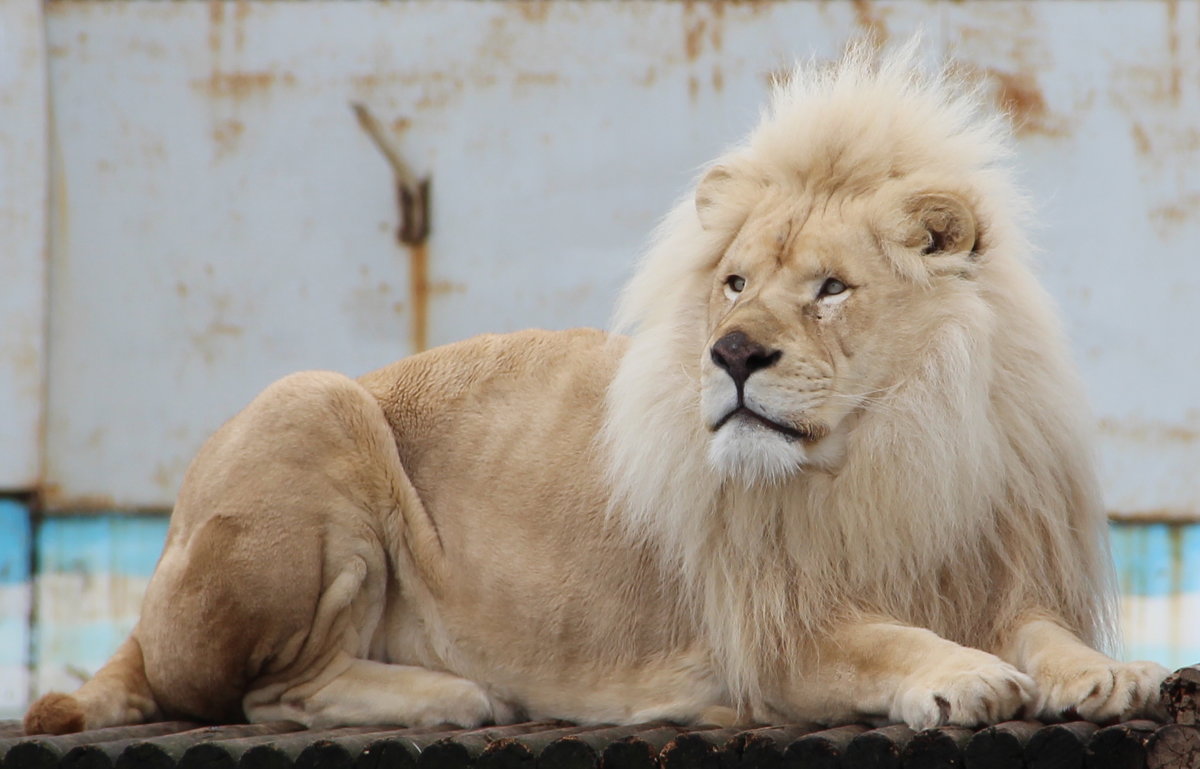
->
603, 42, 1115, 705
697, 172, 983, 483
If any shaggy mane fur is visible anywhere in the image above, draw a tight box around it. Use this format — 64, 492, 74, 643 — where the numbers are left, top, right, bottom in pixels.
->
601, 42, 1116, 710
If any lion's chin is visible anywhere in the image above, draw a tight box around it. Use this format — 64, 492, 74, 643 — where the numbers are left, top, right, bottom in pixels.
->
706, 420, 811, 486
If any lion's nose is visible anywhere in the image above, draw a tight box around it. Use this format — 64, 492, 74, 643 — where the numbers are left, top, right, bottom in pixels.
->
710, 331, 781, 389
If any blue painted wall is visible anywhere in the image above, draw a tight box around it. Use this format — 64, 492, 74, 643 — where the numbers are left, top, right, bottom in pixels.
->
0, 500, 31, 717
1110, 521, 1200, 669
32, 514, 170, 703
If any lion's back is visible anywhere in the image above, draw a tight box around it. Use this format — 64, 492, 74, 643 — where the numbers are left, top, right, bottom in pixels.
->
357, 326, 631, 563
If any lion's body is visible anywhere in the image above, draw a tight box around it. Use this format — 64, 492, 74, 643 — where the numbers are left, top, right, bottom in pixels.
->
129, 330, 724, 728
25, 44, 1169, 736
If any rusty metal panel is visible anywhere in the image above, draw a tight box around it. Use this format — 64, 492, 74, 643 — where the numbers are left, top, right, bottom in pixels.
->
37, 1, 1199, 517
0, 0, 47, 490
36, 0, 932, 508
940, 1, 1200, 519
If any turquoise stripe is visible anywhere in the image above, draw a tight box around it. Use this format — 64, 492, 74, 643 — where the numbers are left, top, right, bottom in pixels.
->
0, 500, 31, 586
34, 619, 134, 669
1123, 641, 1200, 672
37, 514, 169, 579
0, 614, 28, 666
1110, 521, 1200, 597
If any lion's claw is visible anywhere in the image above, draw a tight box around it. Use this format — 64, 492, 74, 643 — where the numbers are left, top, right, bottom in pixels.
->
1036, 660, 1169, 723
893, 652, 1037, 730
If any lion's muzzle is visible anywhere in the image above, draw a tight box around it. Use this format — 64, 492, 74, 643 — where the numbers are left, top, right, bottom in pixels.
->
710, 331, 782, 392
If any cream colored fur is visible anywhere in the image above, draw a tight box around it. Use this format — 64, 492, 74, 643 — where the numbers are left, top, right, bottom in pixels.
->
26, 43, 1166, 736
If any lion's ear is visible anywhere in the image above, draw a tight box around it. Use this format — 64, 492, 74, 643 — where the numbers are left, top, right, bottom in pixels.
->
695, 165, 735, 231
907, 193, 977, 257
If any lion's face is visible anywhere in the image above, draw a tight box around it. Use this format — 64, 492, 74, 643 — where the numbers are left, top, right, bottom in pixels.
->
696, 174, 980, 484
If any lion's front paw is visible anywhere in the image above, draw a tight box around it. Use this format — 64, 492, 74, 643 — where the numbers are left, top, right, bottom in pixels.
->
1035, 660, 1169, 722
893, 651, 1037, 730
411, 678, 504, 728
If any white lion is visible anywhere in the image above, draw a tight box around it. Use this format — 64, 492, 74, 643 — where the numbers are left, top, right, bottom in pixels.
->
26, 43, 1167, 736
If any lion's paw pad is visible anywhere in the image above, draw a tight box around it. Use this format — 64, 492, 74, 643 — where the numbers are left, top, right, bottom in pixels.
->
895, 657, 1036, 730
1037, 660, 1169, 722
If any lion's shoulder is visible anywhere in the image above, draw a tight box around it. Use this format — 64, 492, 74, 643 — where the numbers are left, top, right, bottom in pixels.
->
358, 327, 627, 444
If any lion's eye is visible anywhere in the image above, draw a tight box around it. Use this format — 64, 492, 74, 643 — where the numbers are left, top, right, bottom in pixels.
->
818, 278, 847, 298
725, 275, 746, 293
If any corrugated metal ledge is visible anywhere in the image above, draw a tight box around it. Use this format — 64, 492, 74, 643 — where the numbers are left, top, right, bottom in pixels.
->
4, 665, 1200, 769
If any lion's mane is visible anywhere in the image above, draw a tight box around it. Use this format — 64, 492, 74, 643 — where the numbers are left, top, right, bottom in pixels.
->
601, 43, 1116, 709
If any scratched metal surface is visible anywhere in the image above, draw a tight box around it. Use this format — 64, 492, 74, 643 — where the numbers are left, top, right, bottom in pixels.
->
22, 1, 1197, 512
0, 0, 47, 491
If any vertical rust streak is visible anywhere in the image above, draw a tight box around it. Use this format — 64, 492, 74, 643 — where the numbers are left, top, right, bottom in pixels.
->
355, 103, 432, 354
409, 242, 429, 353
1166, 0, 1180, 102
398, 178, 432, 352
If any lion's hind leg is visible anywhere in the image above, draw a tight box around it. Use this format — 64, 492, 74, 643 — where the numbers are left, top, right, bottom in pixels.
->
244, 656, 512, 729
127, 371, 456, 727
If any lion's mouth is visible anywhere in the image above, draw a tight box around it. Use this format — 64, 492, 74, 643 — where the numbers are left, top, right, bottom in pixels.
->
713, 406, 821, 443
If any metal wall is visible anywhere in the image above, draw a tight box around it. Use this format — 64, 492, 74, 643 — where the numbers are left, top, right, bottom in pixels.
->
11, 0, 1198, 514
0, 0, 47, 491
0, 0, 1197, 717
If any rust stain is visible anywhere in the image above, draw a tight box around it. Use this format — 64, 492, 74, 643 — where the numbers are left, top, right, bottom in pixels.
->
397, 178, 430, 246
351, 71, 480, 109
208, 0, 224, 55
1152, 203, 1192, 225
409, 242, 429, 353
174, 282, 189, 298
153, 464, 174, 492
513, 1, 551, 22
190, 319, 245, 366
1168, 524, 1186, 608
516, 71, 559, 87
709, 1, 724, 51
1109, 510, 1200, 524
16, 340, 38, 373
1150, 193, 1200, 228
199, 70, 293, 100
205, 321, 243, 338
234, 0, 250, 55
391, 117, 413, 134
127, 38, 168, 60
38, 485, 119, 513
987, 68, 1067, 138
212, 118, 245, 159
1166, 0, 1181, 103
684, 13, 707, 63
1100, 418, 1199, 444
637, 67, 658, 88
712, 68, 725, 93
688, 75, 701, 103
1131, 122, 1153, 157
681, 0, 728, 62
